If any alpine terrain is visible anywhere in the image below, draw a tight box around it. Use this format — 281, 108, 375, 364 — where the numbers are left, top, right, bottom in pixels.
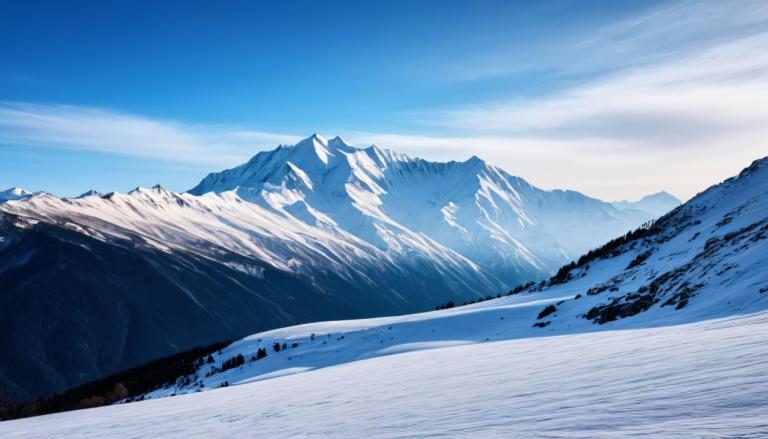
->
1, 155, 765, 437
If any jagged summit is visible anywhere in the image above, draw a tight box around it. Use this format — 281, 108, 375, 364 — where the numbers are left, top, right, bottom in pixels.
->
0, 186, 34, 202
186, 135, 665, 286
76, 189, 103, 198
329, 135, 352, 147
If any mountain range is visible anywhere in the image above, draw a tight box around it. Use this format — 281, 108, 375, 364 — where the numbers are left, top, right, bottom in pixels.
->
0, 134, 679, 402
2, 153, 766, 435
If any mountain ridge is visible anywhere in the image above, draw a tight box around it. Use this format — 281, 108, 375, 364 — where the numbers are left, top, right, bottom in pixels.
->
188, 134, 664, 285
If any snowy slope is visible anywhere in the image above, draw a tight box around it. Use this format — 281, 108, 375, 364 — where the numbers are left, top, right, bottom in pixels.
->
86, 155, 768, 404
3, 309, 766, 437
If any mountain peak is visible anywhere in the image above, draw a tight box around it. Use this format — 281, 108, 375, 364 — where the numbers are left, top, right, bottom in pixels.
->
612, 190, 682, 217
291, 133, 334, 165
328, 135, 352, 148
640, 191, 680, 203
307, 132, 328, 145
77, 189, 103, 198
465, 155, 486, 166
0, 186, 34, 202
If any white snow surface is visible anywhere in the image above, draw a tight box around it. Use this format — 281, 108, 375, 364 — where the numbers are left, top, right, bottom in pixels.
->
2, 312, 767, 438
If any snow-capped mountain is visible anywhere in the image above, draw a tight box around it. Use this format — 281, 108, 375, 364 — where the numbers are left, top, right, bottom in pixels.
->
5, 155, 765, 437
612, 190, 681, 216
0, 187, 34, 203
190, 133, 658, 285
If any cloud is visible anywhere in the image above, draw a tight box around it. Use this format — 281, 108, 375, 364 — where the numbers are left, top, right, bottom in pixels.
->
0, 102, 300, 166
396, 1, 768, 201
434, 0, 768, 83
422, 35, 768, 139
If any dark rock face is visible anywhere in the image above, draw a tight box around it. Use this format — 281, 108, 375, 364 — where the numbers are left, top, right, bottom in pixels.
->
0, 214, 362, 403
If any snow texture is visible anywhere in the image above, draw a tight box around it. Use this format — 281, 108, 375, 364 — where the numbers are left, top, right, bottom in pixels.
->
2, 312, 766, 438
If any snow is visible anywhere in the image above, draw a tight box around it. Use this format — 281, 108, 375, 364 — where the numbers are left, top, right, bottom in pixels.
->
3, 311, 767, 438
0, 187, 34, 202
180, 134, 664, 285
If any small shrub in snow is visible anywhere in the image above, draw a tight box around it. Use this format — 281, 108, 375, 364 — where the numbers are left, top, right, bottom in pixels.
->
537, 305, 557, 320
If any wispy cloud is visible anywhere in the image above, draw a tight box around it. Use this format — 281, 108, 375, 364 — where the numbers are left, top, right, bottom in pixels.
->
0, 102, 300, 166
392, 0, 768, 200
423, 34, 768, 139
433, 0, 768, 83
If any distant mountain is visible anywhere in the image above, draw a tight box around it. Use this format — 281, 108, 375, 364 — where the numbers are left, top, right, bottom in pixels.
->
0, 134, 666, 402
612, 191, 681, 217
190, 133, 657, 285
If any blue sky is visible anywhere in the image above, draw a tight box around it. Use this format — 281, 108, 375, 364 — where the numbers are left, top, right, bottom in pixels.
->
1, 0, 767, 200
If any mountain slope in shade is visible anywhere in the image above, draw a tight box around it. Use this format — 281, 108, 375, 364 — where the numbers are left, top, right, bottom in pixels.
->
190, 134, 656, 285
0, 212, 362, 403
612, 190, 682, 216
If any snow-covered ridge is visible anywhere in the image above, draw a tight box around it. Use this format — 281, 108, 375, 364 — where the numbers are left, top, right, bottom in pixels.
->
0, 134, 669, 298
188, 133, 666, 285
0, 183, 503, 299
2, 154, 766, 437
0, 187, 36, 202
